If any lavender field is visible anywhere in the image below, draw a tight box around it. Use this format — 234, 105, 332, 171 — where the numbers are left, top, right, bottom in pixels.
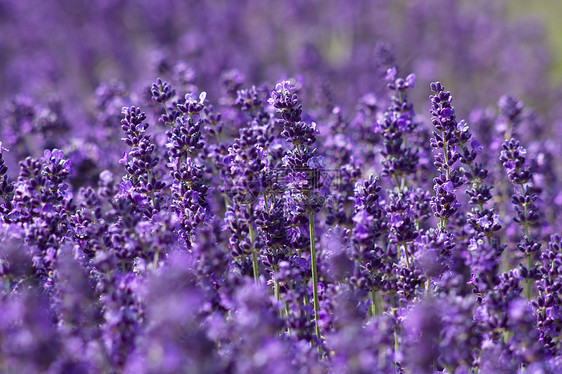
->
1, 1, 562, 373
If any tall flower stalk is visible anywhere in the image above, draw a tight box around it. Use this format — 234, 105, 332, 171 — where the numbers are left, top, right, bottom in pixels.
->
269, 80, 325, 341
308, 210, 320, 339
428, 82, 463, 232
500, 138, 541, 299
379, 67, 418, 192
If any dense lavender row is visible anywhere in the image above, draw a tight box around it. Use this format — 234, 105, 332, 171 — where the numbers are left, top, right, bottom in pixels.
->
2, 1, 562, 373
1, 68, 561, 373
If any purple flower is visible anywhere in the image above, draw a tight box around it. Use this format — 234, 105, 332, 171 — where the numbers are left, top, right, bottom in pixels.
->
385, 67, 397, 81
405, 73, 416, 88
471, 138, 484, 152
306, 155, 325, 170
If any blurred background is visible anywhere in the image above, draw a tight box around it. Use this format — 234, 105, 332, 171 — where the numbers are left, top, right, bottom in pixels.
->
1, 0, 561, 129
510, 0, 562, 82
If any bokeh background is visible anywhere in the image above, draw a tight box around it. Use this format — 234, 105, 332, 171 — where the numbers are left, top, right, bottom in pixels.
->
511, 0, 562, 82
1, 0, 561, 111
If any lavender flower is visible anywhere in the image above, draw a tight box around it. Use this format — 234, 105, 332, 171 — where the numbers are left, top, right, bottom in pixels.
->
379, 68, 419, 190
429, 82, 463, 230
0, 143, 14, 218
270, 79, 325, 342
500, 138, 541, 298
120, 106, 165, 215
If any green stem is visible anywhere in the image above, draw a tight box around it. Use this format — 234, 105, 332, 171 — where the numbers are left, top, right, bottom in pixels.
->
393, 175, 401, 192
285, 302, 291, 335
369, 291, 376, 317
161, 101, 171, 125
520, 184, 530, 238
391, 294, 399, 357
251, 250, 259, 283
394, 328, 399, 357
402, 244, 411, 268
146, 170, 156, 208
370, 290, 380, 316
520, 184, 533, 300
214, 124, 221, 143
248, 219, 259, 283
503, 329, 514, 344
309, 211, 321, 340
263, 191, 270, 214
442, 130, 450, 180
153, 250, 159, 269
440, 217, 448, 231
526, 253, 532, 300
274, 277, 280, 301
